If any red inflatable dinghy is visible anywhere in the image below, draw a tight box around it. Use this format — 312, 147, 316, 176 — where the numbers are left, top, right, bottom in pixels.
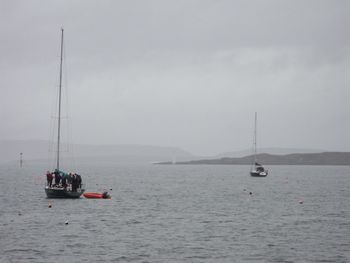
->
83, 192, 111, 199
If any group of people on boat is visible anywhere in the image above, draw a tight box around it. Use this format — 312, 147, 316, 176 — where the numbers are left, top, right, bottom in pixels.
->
46, 169, 82, 191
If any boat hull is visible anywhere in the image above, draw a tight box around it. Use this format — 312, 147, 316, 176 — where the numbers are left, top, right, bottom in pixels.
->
250, 171, 268, 177
45, 187, 85, 198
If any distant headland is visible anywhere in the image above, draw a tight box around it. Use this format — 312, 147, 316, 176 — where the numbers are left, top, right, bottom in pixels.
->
156, 152, 350, 165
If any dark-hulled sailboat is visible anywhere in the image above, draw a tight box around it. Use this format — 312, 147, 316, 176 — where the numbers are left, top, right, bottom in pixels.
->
250, 112, 268, 177
45, 28, 85, 198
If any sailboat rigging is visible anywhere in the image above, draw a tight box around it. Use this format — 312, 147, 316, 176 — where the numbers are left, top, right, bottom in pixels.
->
250, 112, 268, 177
45, 28, 85, 198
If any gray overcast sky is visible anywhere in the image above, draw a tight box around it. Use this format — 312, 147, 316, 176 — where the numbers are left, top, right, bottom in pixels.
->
1, 0, 349, 155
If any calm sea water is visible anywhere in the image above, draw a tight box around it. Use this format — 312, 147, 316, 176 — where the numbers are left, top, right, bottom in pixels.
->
0, 163, 349, 262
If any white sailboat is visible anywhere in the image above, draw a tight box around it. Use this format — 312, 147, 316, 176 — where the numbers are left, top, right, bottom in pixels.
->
45, 28, 85, 198
250, 112, 268, 177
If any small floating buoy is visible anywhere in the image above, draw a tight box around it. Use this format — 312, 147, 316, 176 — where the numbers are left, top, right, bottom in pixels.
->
249, 192, 253, 195
299, 200, 304, 204
65, 220, 69, 225
48, 202, 52, 208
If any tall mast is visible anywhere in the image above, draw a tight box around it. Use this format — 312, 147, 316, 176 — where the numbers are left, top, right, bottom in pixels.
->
57, 28, 64, 171
253, 112, 257, 165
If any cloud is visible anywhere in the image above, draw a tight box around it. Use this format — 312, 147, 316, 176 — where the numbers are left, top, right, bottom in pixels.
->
1, 0, 349, 155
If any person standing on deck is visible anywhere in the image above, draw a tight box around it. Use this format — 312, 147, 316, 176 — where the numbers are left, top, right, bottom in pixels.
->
61, 172, 68, 188
54, 169, 61, 186
76, 174, 82, 189
46, 171, 53, 187
71, 173, 77, 192
67, 173, 73, 190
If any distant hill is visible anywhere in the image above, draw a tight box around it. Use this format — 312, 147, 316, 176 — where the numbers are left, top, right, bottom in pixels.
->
0, 140, 194, 165
157, 152, 350, 165
213, 148, 326, 158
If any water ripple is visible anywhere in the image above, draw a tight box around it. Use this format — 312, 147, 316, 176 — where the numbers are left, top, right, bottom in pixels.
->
0, 165, 350, 262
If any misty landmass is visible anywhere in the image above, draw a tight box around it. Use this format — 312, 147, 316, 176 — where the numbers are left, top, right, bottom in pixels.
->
0, 140, 337, 166
157, 152, 350, 166
212, 148, 325, 158
0, 140, 194, 165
